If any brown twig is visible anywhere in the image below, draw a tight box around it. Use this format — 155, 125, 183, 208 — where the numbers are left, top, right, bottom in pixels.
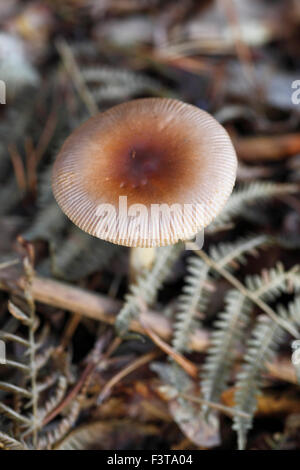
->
0, 265, 210, 353
34, 108, 58, 164
139, 313, 198, 379
7, 144, 27, 192
60, 313, 81, 350
98, 350, 160, 404
177, 391, 250, 419
56, 38, 98, 116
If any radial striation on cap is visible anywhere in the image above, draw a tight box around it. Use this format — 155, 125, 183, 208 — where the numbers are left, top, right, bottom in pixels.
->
52, 98, 237, 247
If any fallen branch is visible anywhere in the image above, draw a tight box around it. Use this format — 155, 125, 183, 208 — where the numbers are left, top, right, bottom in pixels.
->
0, 265, 210, 353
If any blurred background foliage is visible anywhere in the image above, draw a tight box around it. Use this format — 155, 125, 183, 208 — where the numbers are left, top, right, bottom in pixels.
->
0, 0, 300, 451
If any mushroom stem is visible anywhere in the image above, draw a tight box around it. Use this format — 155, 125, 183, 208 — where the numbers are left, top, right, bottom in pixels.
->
129, 247, 156, 282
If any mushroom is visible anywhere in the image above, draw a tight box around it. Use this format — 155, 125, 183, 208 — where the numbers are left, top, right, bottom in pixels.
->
52, 98, 237, 274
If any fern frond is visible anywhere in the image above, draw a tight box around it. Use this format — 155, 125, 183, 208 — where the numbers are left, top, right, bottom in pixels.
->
200, 259, 300, 413
37, 376, 68, 421
5, 359, 30, 373
233, 316, 286, 450
36, 372, 60, 394
82, 66, 160, 87
201, 291, 252, 411
209, 234, 269, 269
245, 264, 300, 302
23, 164, 68, 242
172, 257, 210, 353
39, 227, 119, 281
152, 361, 193, 393
53, 421, 108, 450
173, 235, 268, 354
277, 296, 300, 326
82, 66, 164, 103
37, 396, 82, 450
0, 431, 26, 450
0, 256, 71, 449
0, 382, 31, 398
35, 165, 56, 207
29, 347, 54, 373
7, 301, 31, 326
0, 331, 29, 347
23, 202, 68, 242
116, 244, 182, 336
0, 403, 31, 425
209, 182, 298, 232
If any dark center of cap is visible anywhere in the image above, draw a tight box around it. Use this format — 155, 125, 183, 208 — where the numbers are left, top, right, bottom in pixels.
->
123, 145, 163, 188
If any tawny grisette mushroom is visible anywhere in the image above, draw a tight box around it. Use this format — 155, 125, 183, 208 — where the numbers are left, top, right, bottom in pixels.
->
52, 98, 237, 258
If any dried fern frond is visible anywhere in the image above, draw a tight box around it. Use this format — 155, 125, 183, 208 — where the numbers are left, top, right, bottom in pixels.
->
54, 421, 120, 450
23, 202, 68, 242
233, 315, 286, 450
37, 392, 83, 450
152, 362, 221, 448
82, 66, 161, 88
277, 296, 300, 326
277, 296, 300, 384
209, 234, 269, 270
38, 226, 119, 281
0, 431, 26, 450
208, 182, 298, 232
173, 235, 268, 354
23, 164, 69, 242
245, 263, 300, 302
0, 33, 39, 98
55, 419, 159, 451
198, 251, 300, 415
200, 263, 300, 413
172, 257, 210, 353
37, 376, 68, 422
82, 66, 165, 103
116, 244, 182, 336
35, 165, 56, 207
200, 291, 252, 412
0, 256, 72, 449
0, 90, 38, 181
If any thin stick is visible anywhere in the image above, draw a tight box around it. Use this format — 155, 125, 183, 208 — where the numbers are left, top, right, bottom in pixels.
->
177, 391, 250, 419
56, 39, 98, 116
98, 350, 160, 404
140, 314, 198, 379
7, 144, 27, 192
60, 313, 81, 350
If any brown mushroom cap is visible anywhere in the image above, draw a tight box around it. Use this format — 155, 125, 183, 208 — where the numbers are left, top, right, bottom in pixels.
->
52, 98, 237, 247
